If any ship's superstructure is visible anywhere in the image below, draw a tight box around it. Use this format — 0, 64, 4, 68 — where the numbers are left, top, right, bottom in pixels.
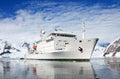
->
24, 29, 98, 60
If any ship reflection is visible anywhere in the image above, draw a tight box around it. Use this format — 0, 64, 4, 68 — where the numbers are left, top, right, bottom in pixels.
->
25, 60, 96, 79
0, 60, 96, 79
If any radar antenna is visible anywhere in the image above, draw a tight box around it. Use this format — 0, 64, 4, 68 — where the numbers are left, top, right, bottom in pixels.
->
40, 30, 45, 40
55, 26, 60, 31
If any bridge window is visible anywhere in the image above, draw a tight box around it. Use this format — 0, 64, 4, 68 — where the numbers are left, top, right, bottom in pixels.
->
57, 34, 75, 37
50, 33, 76, 38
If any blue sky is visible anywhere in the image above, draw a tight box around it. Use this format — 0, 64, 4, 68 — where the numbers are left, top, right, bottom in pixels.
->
0, 0, 120, 45
0, 0, 120, 18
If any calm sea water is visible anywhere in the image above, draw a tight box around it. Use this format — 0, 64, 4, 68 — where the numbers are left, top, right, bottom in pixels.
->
0, 58, 120, 79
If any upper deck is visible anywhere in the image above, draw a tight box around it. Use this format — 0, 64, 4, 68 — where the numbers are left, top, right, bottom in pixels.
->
48, 31, 76, 38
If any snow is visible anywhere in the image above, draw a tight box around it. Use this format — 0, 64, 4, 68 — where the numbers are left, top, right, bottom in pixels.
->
92, 46, 105, 58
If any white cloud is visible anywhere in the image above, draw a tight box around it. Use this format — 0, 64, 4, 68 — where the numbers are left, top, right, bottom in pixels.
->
0, 2, 120, 46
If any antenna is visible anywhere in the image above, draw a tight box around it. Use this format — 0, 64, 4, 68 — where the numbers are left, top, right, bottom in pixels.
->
55, 26, 60, 31
82, 22, 85, 39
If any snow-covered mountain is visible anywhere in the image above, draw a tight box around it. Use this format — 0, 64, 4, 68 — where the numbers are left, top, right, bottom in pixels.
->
0, 39, 27, 58
104, 37, 120, 57
92, 45, 106, 58
93, 37, 120, 58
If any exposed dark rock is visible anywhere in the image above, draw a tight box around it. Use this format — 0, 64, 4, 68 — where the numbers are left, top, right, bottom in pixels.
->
0, 40, 20, 56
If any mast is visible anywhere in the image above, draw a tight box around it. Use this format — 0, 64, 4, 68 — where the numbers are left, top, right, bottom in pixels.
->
82, 22, 85, 39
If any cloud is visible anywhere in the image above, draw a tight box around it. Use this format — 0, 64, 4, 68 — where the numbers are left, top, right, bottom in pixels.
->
0, 1, 120, 45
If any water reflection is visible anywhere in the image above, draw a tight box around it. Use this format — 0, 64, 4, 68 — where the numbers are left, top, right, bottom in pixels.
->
104, 58, 120, 74
0, 60, 95, 79
91, 58, 120, 79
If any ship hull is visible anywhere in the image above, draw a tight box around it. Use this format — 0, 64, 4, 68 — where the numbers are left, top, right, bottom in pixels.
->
24, 38, 98, 60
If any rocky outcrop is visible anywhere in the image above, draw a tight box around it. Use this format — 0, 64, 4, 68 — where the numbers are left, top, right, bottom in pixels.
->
103, 38, 120, 56
0, 39, 20, 56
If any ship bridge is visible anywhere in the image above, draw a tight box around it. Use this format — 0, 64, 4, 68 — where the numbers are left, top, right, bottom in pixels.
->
48, 31, 76, 38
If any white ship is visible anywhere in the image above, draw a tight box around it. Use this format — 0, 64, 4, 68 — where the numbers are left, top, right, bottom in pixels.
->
24, 24, 98, 60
